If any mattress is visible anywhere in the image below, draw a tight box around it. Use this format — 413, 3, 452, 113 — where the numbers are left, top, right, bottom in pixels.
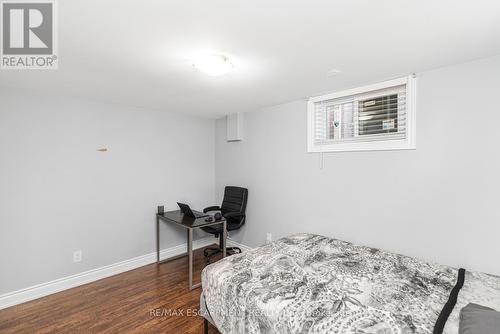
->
201, 233, 500, 334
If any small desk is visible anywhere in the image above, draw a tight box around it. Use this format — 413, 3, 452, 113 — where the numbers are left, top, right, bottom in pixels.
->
156, 210, 227, 290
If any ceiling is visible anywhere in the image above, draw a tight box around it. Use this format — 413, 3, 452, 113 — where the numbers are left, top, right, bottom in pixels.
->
1, 0, 500, 118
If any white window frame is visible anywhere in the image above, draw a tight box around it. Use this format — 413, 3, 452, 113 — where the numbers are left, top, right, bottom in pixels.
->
307, 76, 416, 153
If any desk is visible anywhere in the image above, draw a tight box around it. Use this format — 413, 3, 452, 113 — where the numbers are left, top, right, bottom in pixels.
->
156, 210, 227, 290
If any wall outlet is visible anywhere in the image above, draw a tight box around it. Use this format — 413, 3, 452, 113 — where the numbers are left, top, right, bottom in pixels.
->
73, 250, 82, 263
266, 233, 273, 244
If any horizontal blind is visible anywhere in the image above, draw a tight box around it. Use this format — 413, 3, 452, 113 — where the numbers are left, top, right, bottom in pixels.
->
313, 84, 406, 145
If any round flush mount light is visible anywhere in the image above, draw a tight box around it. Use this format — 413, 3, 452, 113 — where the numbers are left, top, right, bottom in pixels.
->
192, 54, 233, 76
327, 69, 341, 76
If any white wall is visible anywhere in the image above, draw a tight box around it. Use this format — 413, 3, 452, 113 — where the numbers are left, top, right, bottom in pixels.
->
215, 55, 500, 275
0, 87, 215, 294
2, 55, 499, 297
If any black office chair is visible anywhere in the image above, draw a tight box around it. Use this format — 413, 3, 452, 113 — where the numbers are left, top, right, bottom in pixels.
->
201, 186, 248, 264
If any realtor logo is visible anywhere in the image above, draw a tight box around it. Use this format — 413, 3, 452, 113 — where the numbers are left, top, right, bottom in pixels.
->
1, 0, 58, 69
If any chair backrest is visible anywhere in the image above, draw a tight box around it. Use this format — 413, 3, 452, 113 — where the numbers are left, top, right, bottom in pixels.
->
220, 186, 248, 223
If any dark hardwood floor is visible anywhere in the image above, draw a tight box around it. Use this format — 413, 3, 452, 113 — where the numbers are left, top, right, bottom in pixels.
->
0, 247, 221, 334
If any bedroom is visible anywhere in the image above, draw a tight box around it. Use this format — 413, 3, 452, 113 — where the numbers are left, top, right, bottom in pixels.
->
1, 0, 500, 333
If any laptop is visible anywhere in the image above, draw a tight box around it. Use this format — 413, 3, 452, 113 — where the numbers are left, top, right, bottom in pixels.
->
177, 202, 208, 219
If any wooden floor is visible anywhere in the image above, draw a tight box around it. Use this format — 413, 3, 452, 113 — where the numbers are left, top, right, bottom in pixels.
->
0, 247, 221, 334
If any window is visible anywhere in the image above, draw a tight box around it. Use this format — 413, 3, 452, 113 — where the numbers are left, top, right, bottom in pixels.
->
307, 76, 416, 152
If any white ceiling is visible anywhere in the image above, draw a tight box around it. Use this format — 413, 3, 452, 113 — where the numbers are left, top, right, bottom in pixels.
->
1, 0, 500, 118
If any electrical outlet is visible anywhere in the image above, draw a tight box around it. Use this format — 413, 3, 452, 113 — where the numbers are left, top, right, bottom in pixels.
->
266, 233, 273, 244
73, 250, 82, 263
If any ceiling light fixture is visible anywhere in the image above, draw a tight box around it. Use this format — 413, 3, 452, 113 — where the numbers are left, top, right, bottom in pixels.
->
327, 69, 341, 76
193, 54, 233, 76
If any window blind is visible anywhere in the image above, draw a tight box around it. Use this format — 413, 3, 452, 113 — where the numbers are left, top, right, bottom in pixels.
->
313, 84, 407, 145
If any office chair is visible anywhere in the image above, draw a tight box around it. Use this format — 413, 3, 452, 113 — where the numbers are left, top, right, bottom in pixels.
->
201, 186, 248, 264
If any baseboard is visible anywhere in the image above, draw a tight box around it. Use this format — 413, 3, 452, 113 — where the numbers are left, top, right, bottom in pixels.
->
0, 237, 215, 310
227, 238, 253, 252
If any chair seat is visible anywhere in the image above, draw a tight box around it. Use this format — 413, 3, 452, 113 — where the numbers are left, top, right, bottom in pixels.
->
201, 222, 240, 235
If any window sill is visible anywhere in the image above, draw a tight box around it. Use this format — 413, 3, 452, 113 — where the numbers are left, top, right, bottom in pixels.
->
307, 139, 416, 153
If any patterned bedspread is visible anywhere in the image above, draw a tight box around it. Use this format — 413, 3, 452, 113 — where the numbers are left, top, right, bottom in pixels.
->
201, 234, 499, 334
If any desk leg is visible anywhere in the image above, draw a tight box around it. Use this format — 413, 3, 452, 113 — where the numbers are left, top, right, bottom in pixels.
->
188, 228, 193, 289
222, 221, 227, 258
156, 216, 160, 263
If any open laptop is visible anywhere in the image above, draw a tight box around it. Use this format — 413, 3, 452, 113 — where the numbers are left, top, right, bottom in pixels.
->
177, 202, 208, 219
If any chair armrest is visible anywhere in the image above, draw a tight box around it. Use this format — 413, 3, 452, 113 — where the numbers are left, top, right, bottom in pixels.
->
223, 212, 245, 219
203, 206, 221, 213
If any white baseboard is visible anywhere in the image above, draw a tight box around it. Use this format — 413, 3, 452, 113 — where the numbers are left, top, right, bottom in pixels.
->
0, 236, 253, 311
0, 237, 217, 310
227, 238, 253, 252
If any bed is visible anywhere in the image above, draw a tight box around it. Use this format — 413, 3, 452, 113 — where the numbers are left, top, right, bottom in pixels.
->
200, 233, 500, 334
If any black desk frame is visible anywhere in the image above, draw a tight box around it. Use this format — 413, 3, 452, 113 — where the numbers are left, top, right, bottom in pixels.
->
156, 210, 227, 290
